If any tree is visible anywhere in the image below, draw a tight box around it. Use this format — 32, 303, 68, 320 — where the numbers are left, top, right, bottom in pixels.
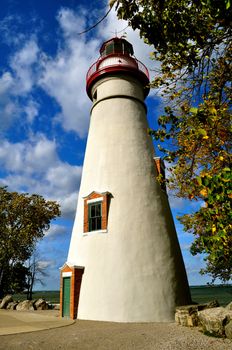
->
0, 262, 29, 295
115, 0, 232, 281
25, 251, 48, 300
0, 186, 60, 296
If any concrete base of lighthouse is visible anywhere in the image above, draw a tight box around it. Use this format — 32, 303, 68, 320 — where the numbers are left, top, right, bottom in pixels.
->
67, 71, 191, 322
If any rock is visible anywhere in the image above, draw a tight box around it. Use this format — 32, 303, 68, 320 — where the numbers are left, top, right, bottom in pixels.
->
0, 295, 13, 309
226, 301, 232, 310
175, 301, 220, 327
34, 298, 49, 310
198, 307, 232, 337
6, 301, 19, 310
16, 300, 35, 311
175, 305, 199, 326
225, 320, 232, 339
198, 299, 220, 310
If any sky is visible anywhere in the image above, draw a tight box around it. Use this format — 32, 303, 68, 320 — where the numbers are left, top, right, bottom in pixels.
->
0, 0, 213, 290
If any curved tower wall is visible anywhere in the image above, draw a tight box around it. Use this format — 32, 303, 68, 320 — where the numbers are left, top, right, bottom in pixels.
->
67, 73, 191, 322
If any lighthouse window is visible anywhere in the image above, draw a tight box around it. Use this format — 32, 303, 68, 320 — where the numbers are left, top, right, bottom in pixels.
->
83, 191, 111, 234
88, 202, 102, 231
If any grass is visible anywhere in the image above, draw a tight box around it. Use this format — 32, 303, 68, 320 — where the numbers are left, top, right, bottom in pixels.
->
13, 290, 60, 304
12, 285, 232, 306
190, 285, 232, 306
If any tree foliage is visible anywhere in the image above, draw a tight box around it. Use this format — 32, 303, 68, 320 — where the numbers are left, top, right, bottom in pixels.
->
0, 187, 60, 296
116, 0, 232, 281
0, 262, 29, 295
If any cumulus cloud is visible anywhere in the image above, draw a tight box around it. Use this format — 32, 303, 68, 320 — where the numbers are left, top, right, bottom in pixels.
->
0, 38, 40, 132
0, 72, 14, 94
0, 72, 19, 131
38, 5, 162, 137
0, 134, 82, 218
57, 7, 87, 37
24, 99, 39, 123
0, 5, 159, 137
37, 260, 56, 269
10, 38, 39, 94
45, 224, 67, 239
0, 135, 58, 174
39, 8, 100, 137
0, 15, 26, 46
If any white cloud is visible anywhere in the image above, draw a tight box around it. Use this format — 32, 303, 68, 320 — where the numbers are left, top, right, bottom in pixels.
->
0, 15, 28, 46
0, 134, 81, 218
10, 38, 39, 94
39, 8, 99, 137
46, 163, 80, 191
45, 224, 67, 239
0, 6, 160, 137
37, 260, 56, 269
39, 5, 162, 137
0, 72, 14, 94
24, 99, 39, 123
57, 7, 86, 37
0, 72, 20, 132
57, 191, 79, 219
0, 135, 58, 174
0, 38, 40, 132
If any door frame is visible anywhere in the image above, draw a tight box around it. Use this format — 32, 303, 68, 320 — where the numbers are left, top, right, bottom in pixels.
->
60, 264, 84, 319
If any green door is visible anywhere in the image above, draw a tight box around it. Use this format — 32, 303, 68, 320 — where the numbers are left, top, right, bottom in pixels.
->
62, 277, 71, 317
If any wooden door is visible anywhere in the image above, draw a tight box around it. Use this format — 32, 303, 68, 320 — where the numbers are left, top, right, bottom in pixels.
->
62, 277, 71, 317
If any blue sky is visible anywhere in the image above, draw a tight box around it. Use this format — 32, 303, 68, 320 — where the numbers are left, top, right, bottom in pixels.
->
0, 0, 212, 289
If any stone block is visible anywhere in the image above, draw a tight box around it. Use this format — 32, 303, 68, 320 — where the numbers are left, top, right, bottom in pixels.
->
16, 300, 35, 311
198, 307, 232, 337
226, 301, 232, 310
175, 305, 199, 326
34, 298, 49, 310
6, 301, 19, 310
0, 295, 13, 309
225, 320, 232, 339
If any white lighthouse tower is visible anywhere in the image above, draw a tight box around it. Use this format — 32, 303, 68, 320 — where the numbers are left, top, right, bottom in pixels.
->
60, 37, 191, 322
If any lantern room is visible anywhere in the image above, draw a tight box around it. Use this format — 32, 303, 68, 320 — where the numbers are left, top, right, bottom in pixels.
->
100, 37, 134, 57
86, 37, 150, 99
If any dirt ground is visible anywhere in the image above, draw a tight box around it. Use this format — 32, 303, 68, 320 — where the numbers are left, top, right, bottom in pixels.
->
0, 311, 232, 350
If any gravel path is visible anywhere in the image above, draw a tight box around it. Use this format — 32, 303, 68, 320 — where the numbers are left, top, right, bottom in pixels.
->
0, 318, 232, 350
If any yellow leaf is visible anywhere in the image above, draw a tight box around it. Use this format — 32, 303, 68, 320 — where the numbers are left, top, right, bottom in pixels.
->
200, 189, 208, 197
209, 107, 217, 115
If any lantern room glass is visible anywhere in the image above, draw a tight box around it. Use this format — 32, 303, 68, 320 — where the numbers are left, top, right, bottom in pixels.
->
100, 38, 134, 57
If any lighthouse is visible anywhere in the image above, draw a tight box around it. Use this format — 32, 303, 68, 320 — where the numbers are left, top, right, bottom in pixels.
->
60, 37, 191, 322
